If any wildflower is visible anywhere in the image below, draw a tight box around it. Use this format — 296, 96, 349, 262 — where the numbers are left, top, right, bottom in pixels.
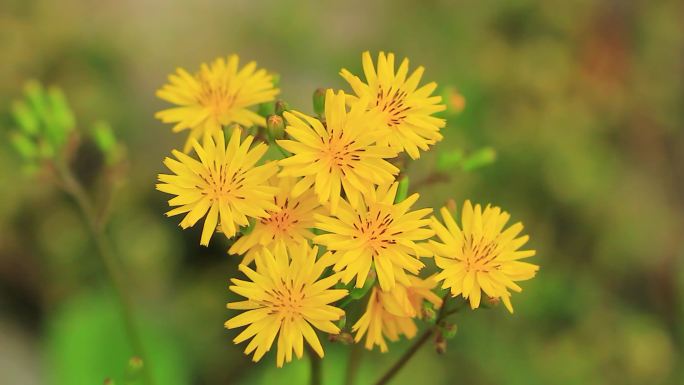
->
156, 128, 278, 245
340, 51, 446, 159
352, 275, 442, 352
225, 245, 347, 367
228, 176, 324, 264
314, 183, 433, 291
277, 89, 399, 213
429, 201, 539, 313
156, 55, 279, 152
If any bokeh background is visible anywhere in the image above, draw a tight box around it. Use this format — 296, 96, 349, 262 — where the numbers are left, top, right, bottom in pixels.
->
1, 0, 683, 384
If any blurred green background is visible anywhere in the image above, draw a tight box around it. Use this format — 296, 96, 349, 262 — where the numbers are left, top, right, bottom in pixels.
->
1, 0, 683, 384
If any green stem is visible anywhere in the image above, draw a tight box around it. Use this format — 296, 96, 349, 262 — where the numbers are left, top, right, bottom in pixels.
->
344, 342, 363, 385
307, 346, 322, 385
55, 160, 154, 385
372, 294, 456, 385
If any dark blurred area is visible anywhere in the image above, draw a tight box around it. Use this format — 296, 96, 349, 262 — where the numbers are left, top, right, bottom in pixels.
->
1, 0, 683, 384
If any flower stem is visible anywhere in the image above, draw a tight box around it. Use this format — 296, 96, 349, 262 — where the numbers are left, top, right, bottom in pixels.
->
372, 294, 456, 385
55, 160, 154, 385
307, 346, 322, 385
344, 342, 363, 385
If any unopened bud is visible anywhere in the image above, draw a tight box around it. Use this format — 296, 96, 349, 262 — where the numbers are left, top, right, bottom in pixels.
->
446, 198, 457, 214
442, 323, 458, 339
103, 379, 115, 385
329, 331, 354, 345
128, 356, 144, 371
422, 301, 437, 322
312, 88, 326, 117
485, 296, 500, 308
274, 100, 289, 116
434, 332, 447, 354
266, 115, 285, 140
337, 315, 347, 329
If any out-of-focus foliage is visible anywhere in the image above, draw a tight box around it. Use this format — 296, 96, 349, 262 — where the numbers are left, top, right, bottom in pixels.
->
0, 1, 682, 385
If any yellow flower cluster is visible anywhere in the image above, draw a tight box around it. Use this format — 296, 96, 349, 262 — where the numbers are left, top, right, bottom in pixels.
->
155, 52, 538, 366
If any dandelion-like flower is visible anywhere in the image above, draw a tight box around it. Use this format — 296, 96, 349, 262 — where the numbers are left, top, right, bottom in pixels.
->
314, 183, 433, 291
340, 51, 446, 159
225, 245, 347, 367
156, 128, 278, 245
228, 176, 324, 265
353, 275, 442, 352
156, 55, 279, 152
277, 89, 399, 213
430, 201, 539, 313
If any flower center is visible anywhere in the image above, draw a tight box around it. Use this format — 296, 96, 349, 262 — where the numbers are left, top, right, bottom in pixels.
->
320, 134, 363, 172
265, 281, 305, 321
352, 206, 397, 254
462, 235, 501, 273
197, 75, 236, 118
375, 85, 410, 127
262, 198, 299, 236
198, 165, 245, 202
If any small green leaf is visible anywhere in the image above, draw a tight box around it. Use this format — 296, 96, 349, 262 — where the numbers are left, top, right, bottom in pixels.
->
11, 101, 39, 135
10, 132, 37, 160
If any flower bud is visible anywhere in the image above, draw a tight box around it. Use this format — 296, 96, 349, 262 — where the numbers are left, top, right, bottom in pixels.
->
442, 322, 458, 339
434, 332, 447, 354
312, 88, 326, 117
274, 100, 289, 116
266, 114, 285, 140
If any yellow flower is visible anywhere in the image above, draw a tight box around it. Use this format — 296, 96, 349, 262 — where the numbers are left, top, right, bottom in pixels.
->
225, 244, 347, 367
340, 51, 446, 159
429, 201, 539, 313
228, 175, 325, 265
352, 275, 442, 352
156, 55, 279, 152
314, 183, 433, 291
156, 128, 279, 245
277, 89, 399, 213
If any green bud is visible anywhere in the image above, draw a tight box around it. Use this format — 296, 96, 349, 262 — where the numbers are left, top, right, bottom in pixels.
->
337, 315, 347, 329
312, 88, 326, 117
395, 175, 410, 203
436, 148, 463, 171
442, 322, 458, 339
270, 73, 281, 87
266, 114, 285, 140
422, 301, 437, 323
128, 356, 144, 371
462, 147, 496, 171
274, 100, 289, 116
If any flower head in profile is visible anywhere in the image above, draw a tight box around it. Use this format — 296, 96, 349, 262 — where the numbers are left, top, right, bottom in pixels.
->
430, 201, 539, 313
277, 89, 399, 213
156, 55, 279, 152
314, 183, 433, 291
225, 245, 347, 367
340, 51, 446, 159
156, 128, 278, 245
228, 176, 324, 265
353, 275, 442, 352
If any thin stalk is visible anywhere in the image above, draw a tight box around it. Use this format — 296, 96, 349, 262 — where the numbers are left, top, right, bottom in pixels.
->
307, 346, 322, 385
344, 342, 363, 385
373, 294, 456, 385
55, 160, 154, 385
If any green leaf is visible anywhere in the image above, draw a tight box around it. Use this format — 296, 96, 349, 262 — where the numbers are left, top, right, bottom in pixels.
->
11, 101, 39, 135
9, 132, 37, 160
